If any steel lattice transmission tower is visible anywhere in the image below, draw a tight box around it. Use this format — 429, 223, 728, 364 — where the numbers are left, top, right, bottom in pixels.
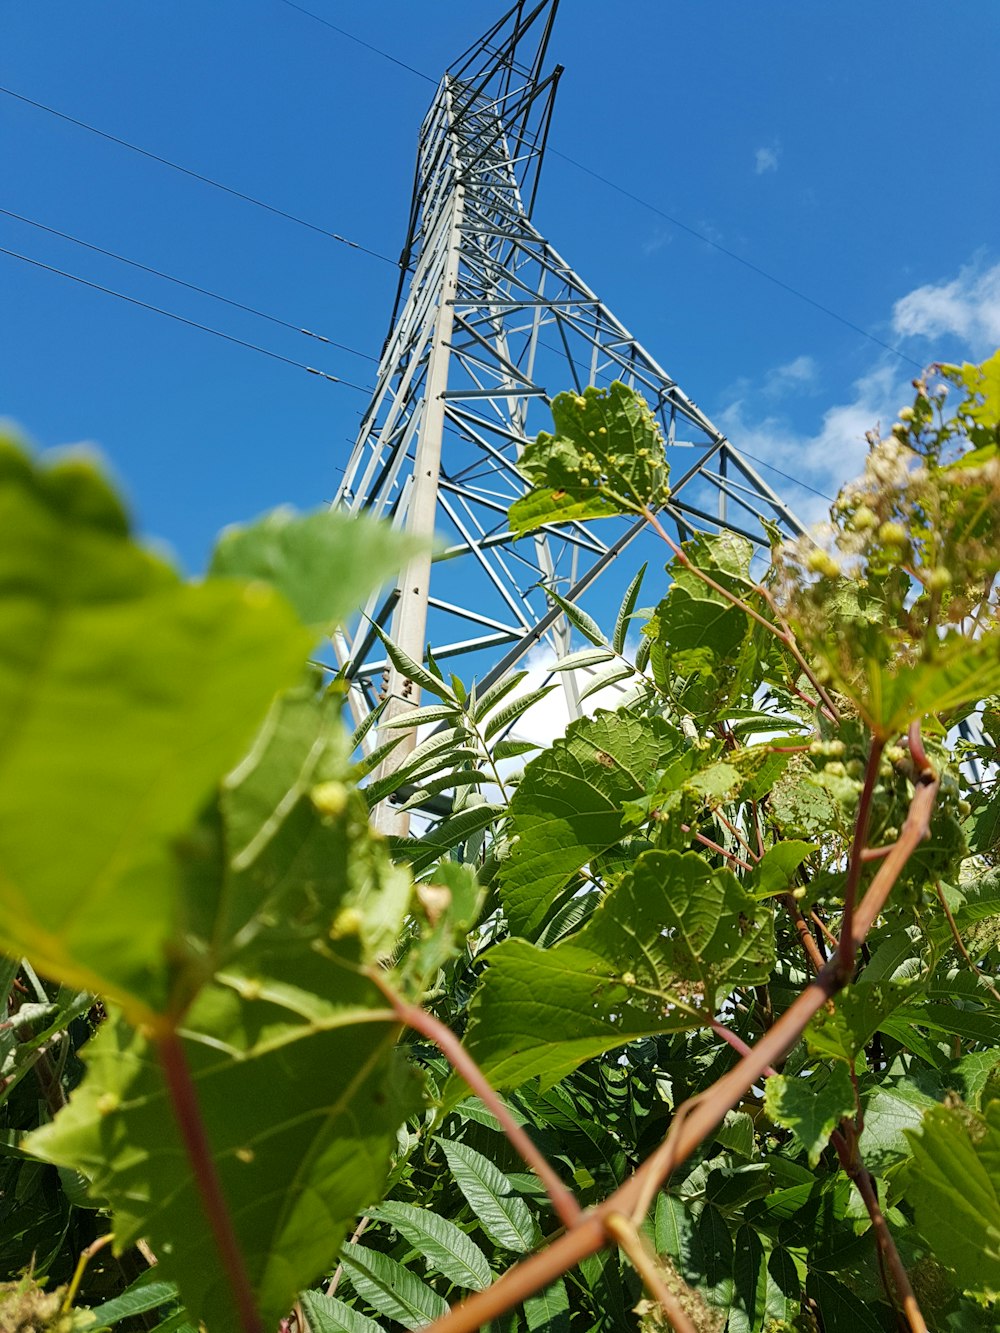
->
335, 0, 802, 754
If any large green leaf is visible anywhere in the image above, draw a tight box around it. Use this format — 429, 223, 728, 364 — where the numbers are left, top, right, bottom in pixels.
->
903, 1099, 1000, 1295
25, 678, 421, 1332
499, 711, 682, 936
523, 1277, 570, 1333
464, 850, 774, 1089
209, 507, 424, 632
0, 440, 314, 1017
298, 1290, 385, 1333
367, 1201, 492, 1291
508, 381, 669, 534
435, 1138, 540, 1254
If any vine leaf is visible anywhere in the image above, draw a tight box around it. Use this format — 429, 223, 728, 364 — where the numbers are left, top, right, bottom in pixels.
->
0, 441, 314, 1016
464, 850, 774, 1090
209, 507, 425, 632
764, 1063, 855, 1167
499, 711, 682, 937
902, 1099, 1000, 1296
508, 381, 669, 534
435, 1138, 541, 1254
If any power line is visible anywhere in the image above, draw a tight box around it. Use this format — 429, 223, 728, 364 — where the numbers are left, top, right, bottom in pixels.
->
0, 245, 371, 391
0, 207, 378, 364
268, 8, 923, 372
738, 450, 836, 503
0, 84, 397, 268
276, 0, 436, 85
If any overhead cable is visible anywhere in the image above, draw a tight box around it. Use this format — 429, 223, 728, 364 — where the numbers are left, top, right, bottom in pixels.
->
0, 84, 396, 267
0, 207, 378, 364
0, 245, 371, 391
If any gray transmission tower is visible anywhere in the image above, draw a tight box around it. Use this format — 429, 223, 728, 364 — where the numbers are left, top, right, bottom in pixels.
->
335, 0, 802, 769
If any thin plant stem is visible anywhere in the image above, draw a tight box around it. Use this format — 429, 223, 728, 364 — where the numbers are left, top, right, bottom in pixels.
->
62, 1234, 113, 1312
838, 737, 885, 976
368, 971, 582, 1230
714, 810, 759, 862
782, 893, 826, 974
604, 1213, 699, 1333
935, 880, 1000, 1006
157, 1031, 265, 1333
326, 1217, 369, 1297
708, 1016, 779, 1077
682, 824, 755, 873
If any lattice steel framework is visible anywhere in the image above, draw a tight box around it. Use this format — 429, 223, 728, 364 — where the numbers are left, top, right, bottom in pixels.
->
335, 0, 803, 733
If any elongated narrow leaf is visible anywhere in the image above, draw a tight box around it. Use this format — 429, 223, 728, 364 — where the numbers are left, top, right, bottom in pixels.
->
523, 1278, 569, 1333
372, 625, 457, 704
88, 1278, 180, 1327
378, 704, 460, 731
543, 586, 605, 647
350, 699, 386, 752
470, 671, 529, 724
576, 663, 635, 704
491, 739, 541, 761
484, 685, 557, 740
340, 1242, 449, 1328
613, 563, 647, 654
549, 646, 616, 673
210, 508, 423, 633
367, 1201, 491, 1290
436, 1138, 540, 1253
299, 1290, 385, 1333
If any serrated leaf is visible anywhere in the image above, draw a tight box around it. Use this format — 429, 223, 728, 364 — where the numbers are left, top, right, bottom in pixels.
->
465, 850, 773, 1090
805, 1272, 887, 1332
613, 563, 647, 655
499, 712, 682, 936
209, 508, 423, 633
729, 1226, 766, 1333
491, 739, 541, 761
0, 441, 314, 1019
577, 664, 635, 704
903, 1100, 1000, 1294
378, 704, 460, 730
751, 840, 817, 899
436, 1138, 540, 1253
340, 1241, 449, 1328
523, 1277, 569, 1333
484, 684, 557, 741
764, 1063, 855, 1166
367, 1201, 491, 1291
548, 647, 615, 673
469, 671, 529, 724
509, 382, 669, 534
88, 1278, 180, 1327
299, 1290, 385, 1333
371, 625, 457, 704
805, 981, 910, 1064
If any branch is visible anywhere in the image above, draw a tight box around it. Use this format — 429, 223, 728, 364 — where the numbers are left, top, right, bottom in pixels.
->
157, 1031, 265, 1333
368, 970, 582, 1230
420, 761, 940, 1333
604, 1213, 699, 1333
837, 737, 885, 977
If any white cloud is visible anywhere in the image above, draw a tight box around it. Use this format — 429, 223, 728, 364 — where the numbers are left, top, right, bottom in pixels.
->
754, 144, 780, 175
763, 354, 817, 399
892, 260, 1000, 352
641, 228, 673, 258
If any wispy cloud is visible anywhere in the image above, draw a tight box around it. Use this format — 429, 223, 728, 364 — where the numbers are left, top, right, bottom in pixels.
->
763, 354, 817, 399
754, 143, 780, 175
892, 259, 1000, 352
641, 228, 673, 258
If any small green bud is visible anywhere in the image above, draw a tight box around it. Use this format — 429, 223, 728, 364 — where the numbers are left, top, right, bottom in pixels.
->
851, 505, 878, 531
806, 549, 841, 578
926, 566, 952, 591
878, 521, 908, 546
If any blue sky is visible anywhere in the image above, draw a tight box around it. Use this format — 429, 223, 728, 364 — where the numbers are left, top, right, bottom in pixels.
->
3, 0, 999, 576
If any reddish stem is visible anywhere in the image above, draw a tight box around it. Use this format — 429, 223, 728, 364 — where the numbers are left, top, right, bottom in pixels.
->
157, 1031, 265, 1333
837, 737, 885, 977
368, 972, 582, 1230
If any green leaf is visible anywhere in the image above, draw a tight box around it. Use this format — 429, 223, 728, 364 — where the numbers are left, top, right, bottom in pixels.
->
499, 712, 682, 936
88, 1278, 180, 1327
765, 1248, 801, 1324
339, 1241, 449, 1328
577, 664, 635, 704
491, 739, 541, 761
806, 1271, 889, 1331
465, 850, 773, 1089
483, 684, 558, 741
509, 381, 670, 534
869, 628, 1000, 735
764, 1063, 855, 1166
469, 671, 529, 724
613, 563, 647, 655
903, 1099, 1000, 1295
367, 1200, 492, 1291
751, 840, 817, 898
729, 1226, 767, 1333
805, 981, 909, 1064
371, 624, 457, 704
523, 1277, 569, 1333
0, 442, 314, 1019
542, 586, 606, 647
299, 1290, 385, 1333
209, 507, 423, 632
548, 647, 615, 673
435, 1138, 540, 1253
